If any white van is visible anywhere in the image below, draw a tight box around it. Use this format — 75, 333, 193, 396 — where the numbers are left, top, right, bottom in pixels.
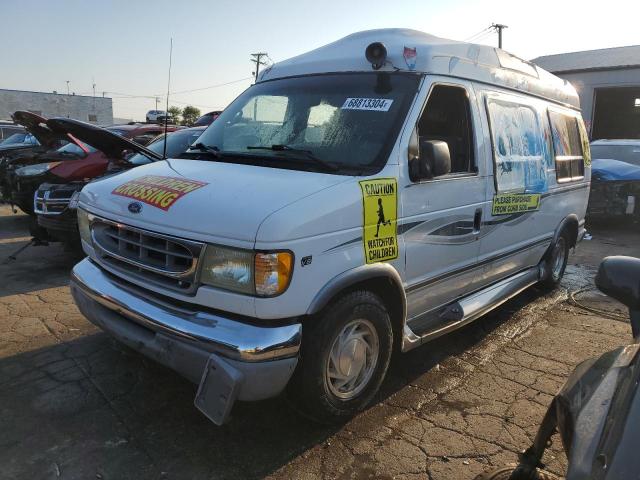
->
70, 29, 590, 425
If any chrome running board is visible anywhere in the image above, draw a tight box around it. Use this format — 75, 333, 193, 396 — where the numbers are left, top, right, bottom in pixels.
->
402, 267, 541, 352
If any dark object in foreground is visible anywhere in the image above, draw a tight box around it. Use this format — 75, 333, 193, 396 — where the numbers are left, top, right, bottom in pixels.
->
476, 256, 640, 480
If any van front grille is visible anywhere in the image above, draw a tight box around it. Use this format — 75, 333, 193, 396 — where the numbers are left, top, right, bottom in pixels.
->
91, 218, 204, 294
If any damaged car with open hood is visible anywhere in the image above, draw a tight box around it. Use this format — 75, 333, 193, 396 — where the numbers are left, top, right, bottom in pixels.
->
34, 123, 205, 247
1, 113, 179, 217
0, 111, 71, 212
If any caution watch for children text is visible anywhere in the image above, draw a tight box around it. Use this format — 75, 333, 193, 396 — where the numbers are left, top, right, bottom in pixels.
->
359, 178, 398, 264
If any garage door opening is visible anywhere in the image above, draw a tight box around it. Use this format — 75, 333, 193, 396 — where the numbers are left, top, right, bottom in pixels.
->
592, 86, 640, 140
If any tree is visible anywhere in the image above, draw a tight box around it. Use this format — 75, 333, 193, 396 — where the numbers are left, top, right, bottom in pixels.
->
167, 106, 182, 124
181, 106, 201, 126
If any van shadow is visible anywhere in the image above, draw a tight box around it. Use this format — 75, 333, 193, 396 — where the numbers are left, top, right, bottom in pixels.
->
0, 286, 548, 480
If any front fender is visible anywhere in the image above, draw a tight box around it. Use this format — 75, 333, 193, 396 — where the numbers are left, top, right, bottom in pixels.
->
306, 262, 406, 321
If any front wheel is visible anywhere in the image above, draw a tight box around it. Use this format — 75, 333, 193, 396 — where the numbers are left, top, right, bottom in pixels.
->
287, 291, 393, 423
540, 231, 570, 289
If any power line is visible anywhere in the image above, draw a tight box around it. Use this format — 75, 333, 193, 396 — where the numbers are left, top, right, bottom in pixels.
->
101, 75, 252, 100
470, 31, 494, 43
464, 27, 492, 42
164, 77, 252, 96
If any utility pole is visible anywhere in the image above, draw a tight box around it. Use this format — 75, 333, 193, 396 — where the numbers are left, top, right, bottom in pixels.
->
155, 97, 160, 111
250, 52, 268, 83
66, 80, 70, 96
491, 23, 508, 49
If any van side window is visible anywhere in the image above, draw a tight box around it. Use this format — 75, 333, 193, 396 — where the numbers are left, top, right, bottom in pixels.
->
548, 111, 584, 182
486, 98, 548, 193
418, 85, 475, 174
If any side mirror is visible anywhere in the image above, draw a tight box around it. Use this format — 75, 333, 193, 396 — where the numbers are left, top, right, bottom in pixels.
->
595, 256, 640, 338
409, 139, 451, 181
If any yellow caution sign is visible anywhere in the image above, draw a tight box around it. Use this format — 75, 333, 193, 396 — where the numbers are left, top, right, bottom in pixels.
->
492, 193, 541, 216
360, 178, 398, 264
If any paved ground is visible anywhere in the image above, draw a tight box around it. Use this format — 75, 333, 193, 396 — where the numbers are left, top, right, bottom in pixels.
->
0, 204, 638, 480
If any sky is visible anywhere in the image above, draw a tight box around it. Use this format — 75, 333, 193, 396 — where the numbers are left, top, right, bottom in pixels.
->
2, 0, 637, 121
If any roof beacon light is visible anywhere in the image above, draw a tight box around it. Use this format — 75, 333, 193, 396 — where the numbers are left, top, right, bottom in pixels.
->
365, 42, 387, 70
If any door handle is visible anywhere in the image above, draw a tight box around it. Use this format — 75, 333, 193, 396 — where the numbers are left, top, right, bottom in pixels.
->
473, 208, 482, 233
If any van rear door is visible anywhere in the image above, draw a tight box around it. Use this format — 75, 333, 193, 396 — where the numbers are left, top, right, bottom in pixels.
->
477, 92, 554, 286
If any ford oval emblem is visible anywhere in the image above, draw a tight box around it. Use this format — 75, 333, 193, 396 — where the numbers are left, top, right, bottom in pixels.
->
128, 201, 143, 214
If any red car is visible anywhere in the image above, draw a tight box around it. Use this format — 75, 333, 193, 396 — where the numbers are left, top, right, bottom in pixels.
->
106, 122, 182, 145
7, 121, 167, 215
35, 125, 206, 246
3, 119, 179, 214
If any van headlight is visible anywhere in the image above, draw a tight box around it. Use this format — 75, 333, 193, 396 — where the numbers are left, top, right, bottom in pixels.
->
200, 246, 293, 296
77, 208, 92, 245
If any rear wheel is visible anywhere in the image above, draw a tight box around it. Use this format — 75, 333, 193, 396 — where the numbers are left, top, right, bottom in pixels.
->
287, 291, 393, 422
540, 231, 570, 289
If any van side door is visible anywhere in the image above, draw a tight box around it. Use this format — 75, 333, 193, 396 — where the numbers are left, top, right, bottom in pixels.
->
401, 78, 487, 331
477, 91, 554, 286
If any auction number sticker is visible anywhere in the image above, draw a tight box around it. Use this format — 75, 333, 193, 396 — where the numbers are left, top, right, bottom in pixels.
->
342, 98, 393, 111
360, 178, 398, 264
112, 175, 208, 211
492, 193, 541, 216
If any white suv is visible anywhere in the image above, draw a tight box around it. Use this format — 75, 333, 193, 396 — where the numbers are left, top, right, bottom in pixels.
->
145, 110, 168, 123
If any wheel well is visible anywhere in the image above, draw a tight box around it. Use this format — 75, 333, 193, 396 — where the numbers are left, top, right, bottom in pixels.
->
309, 276, 406, 353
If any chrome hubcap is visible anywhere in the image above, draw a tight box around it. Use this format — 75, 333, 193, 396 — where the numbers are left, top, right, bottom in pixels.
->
326, 319, 379, 400
551, 237, 566, 280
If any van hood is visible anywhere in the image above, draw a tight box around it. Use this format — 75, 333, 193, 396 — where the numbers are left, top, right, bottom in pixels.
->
80, 159, 351, 244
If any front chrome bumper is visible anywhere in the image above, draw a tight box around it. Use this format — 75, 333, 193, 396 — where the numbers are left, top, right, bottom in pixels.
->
70, 258, 301, 424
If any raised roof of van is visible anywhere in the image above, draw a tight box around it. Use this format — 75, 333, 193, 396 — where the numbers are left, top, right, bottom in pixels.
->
260, 29, 580, 110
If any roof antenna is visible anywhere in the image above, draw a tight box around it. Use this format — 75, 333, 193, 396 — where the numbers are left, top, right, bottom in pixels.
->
163, 37, 173, 159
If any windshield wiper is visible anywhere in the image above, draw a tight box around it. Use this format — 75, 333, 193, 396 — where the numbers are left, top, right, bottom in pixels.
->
186, 142, 222, 158
246, 144, 339, 172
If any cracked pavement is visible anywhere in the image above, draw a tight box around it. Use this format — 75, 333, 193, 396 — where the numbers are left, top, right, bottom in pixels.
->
0, 204, 638, 480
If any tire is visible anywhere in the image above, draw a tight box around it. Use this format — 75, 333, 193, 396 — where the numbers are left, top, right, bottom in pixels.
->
17, 201, 33, 216
539, 231, 570, 289
287, 290, 393, 423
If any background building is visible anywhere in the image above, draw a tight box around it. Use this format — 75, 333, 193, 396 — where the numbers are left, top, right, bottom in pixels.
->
533, 45, 640, 140
0, 89, 113, 125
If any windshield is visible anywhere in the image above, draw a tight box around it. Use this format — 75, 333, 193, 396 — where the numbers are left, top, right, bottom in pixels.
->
57, 141, 95, 155
191, 73, 421, 175
591, 143, 640, 167
1, 133, 36, 145
127, 128, 205, 165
